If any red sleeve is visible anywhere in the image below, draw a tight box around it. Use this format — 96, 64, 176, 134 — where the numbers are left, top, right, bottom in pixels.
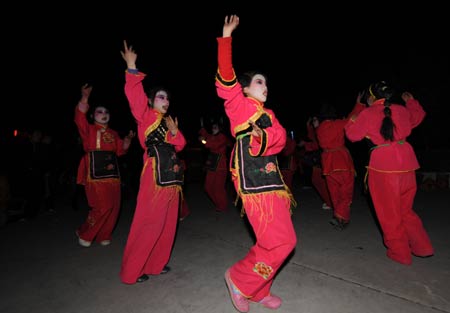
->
74, 105, 89, 146
406, 98, 426, 128
346, 102, 366, 121
124, 71, 150, 124
216, 37, 235, 81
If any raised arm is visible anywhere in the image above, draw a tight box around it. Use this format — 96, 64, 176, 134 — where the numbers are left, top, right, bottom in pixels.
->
74, 84, 93, 141
121, 40, 149, 122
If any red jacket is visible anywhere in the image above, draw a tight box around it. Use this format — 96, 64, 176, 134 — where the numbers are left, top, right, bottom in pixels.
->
345, 98, 425, 172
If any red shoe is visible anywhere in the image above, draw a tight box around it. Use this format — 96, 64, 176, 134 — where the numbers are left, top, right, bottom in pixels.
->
257, 294, 282, 309
224, 269, 249, 313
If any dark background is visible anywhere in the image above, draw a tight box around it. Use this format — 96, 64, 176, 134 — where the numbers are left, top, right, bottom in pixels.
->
3, 4, 449, 148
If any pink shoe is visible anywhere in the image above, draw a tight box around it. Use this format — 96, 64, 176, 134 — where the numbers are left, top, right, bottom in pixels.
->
224, 269, 249, 313
257, 294, 282, 309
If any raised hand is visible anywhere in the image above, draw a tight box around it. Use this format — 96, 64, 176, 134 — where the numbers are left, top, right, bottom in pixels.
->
401, 91, 414, 103
223, 15, 239, 37
121, 40, 137, 70
78, 83, 93, 113
81, 83, 93, 99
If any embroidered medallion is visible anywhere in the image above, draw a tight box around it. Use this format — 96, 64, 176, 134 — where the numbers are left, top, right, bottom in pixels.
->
253, 262, 273, 280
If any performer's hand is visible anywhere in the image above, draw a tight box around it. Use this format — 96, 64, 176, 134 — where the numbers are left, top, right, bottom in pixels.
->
165, 116, 179, 136
247, 120, 262, 138
223, 15, 239, 37
123, 130, 136, 150
401, 91, 414, 103
121, 40, 137, 70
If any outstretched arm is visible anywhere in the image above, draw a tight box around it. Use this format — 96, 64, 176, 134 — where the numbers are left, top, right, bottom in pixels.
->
216, 15, 240, 83
78, 83, 92, 113
402, 91, 426, 128
74, 84, 93, 142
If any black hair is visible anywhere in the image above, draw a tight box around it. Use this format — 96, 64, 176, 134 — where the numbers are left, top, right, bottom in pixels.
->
146, 86, 171, 108
238, 70, 268, 89
317, 102, 338, 122
88, 105, 111, 124
368, 81, 395, 141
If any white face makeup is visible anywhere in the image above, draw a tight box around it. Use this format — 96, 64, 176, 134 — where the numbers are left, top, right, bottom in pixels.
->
245, 74, 268, 103
211, 124, 220, 135
151, 90, 170, 114
94, 106, 110, 125
312, 117, 319, 128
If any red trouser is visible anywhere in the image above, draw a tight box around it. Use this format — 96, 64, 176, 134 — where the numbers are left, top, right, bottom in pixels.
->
204, 169, 229, 212
311, 166, 332, 208
120, 161, 180, 284
368, 170, 434, 265
229, 187, 297, 301
77, 181, 121, 242
325, 171, 354, 221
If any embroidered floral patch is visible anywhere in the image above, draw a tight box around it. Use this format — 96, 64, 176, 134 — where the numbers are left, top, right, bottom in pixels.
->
257, 162, 277, 175
253, 262, 273, 280
264, 162, 277, 173
172, 163, 181, 173
102, 132, 115, 144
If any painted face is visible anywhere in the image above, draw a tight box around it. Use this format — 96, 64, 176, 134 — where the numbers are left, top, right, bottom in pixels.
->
151, 90, 170, 114
245, 74, 268, 103
94, 106, 110, 125
211, 124, 220, 135
312, 117, 319, 128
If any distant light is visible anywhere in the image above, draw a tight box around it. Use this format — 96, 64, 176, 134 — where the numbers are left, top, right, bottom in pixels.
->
13, 129, 18, 137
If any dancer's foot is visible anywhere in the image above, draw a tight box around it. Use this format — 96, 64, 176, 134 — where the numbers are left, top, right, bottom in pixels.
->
224, 269, 249, 312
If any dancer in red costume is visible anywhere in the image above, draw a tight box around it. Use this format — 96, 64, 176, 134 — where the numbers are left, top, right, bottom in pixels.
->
216, 15, 297, 312
199, 121, 233, 212
299, 117, 333, 210
119, 41, 187, 284
75, 84, 135, 247
315, 100, 365, 230
345, 81, 434, 265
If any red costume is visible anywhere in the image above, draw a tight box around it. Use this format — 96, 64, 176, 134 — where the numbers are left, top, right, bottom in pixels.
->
120, 71, 187, 283
315, 103, 365, 222
303, 124, 332, 208
74, 107, 127, 244
345, 98, 433, 264
199, 127, 233, 212
216, 36, 297, 302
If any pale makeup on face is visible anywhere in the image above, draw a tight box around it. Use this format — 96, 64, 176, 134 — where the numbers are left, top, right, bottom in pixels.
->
94, 106, 110, 125
211, 124, 220, 135
246, 74, 268, 103
152, 91, 170, 114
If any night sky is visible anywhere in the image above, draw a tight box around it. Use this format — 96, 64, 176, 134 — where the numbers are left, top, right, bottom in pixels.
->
5, 5, 449, 147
